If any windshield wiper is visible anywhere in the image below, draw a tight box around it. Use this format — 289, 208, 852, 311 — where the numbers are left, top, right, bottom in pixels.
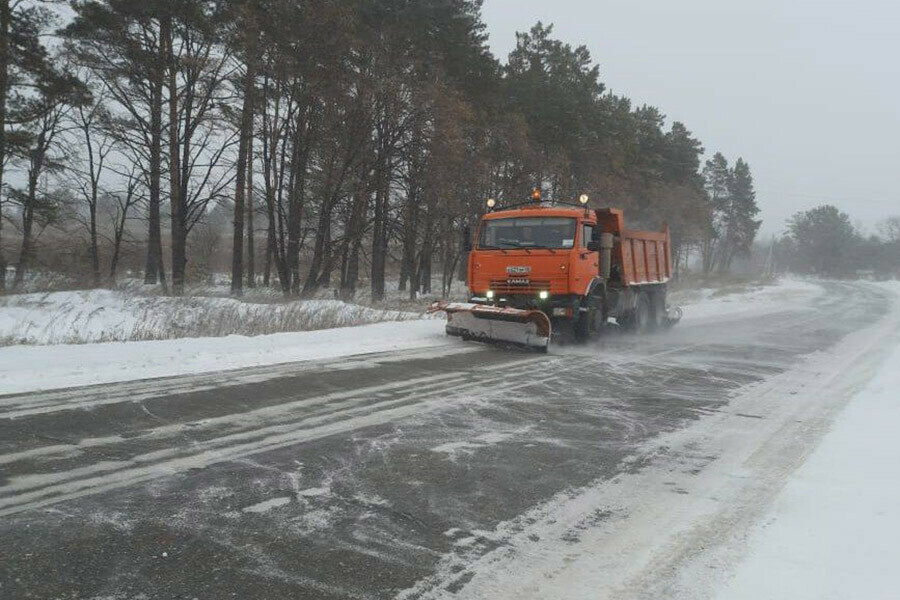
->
495, 241, 559, 254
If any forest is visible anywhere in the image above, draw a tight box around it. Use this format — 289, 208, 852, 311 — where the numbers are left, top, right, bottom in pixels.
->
0, 0, 763, 300
773, 208, 900, 280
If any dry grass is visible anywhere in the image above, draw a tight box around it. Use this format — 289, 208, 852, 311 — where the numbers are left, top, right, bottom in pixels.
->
0, 289, 425, 346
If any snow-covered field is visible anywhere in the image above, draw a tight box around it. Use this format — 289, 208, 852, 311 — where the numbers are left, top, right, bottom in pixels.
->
716, 280, 900, 600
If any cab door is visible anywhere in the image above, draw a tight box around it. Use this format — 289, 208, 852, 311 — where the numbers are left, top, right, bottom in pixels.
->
572, 220, 600, 296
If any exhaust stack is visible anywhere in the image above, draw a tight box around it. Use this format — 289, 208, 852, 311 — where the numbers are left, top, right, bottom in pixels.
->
599, 232, 614, 280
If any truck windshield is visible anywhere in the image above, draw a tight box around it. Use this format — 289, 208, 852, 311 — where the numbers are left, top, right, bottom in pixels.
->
479, 217, 577, 249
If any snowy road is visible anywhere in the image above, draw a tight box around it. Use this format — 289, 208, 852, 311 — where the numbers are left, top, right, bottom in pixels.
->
1, 281, 898, 599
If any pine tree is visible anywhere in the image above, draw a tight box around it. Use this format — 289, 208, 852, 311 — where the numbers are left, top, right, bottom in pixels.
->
701, 152, 729, 273
0, 0, 59, 292
719, 158, 761, 271
505, 22, 604, 199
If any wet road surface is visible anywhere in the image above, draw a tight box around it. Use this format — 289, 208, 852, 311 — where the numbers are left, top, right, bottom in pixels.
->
0, 282, 896, 599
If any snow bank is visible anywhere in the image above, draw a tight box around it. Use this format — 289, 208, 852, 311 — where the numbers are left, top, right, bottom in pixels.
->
0, 289, 421, 345
0, 319, 450, 395
716, 280, 900, 600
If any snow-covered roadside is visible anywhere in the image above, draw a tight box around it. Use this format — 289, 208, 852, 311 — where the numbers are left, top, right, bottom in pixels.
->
0, 289, 421, 345
715, 281, 900, 600
0, 319, 449, 395
676, 277, 822, 323
0, 277, 825, 396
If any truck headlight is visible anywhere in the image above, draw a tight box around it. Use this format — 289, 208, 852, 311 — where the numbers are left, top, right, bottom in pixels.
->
486, 290, 495, 299
539, 291, 549, 299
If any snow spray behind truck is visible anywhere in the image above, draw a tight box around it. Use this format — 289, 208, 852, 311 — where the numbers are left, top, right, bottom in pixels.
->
430, 191, 681, 351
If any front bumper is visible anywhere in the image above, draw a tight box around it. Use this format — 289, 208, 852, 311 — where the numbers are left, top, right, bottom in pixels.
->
470, 293, 581, 320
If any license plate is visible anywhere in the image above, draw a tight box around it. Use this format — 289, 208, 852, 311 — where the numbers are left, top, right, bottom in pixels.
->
552, 307, 568, 316
507, 266, 531, 275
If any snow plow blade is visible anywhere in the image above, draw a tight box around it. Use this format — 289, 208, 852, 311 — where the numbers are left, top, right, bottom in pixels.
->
429, 301, 551, 351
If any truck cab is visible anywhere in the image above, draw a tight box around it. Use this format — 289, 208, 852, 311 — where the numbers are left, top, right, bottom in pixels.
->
466, 198, 673, 341
468, 205, 601, 323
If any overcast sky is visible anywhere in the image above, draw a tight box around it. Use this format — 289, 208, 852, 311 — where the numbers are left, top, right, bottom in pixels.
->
481, 0, 898, 237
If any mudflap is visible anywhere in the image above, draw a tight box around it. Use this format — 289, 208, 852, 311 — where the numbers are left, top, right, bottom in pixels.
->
429, 301, 552, 352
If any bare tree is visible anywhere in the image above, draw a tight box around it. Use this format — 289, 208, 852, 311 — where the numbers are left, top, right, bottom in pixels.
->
13, 70, 87, 287
68, 72, 114, 286
879, 216, 900, 243
229, 0, 259, 297
105, 163, 143, 282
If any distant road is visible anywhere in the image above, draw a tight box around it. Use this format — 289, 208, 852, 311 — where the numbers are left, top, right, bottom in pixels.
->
1, 281, 897, 599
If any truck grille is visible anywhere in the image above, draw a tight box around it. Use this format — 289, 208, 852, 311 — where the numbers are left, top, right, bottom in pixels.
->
489, 278, 552, 294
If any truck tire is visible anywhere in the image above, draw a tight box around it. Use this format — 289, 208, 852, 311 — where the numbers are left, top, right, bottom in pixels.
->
574, 308, 591, 343
575, 298, 605, 343
647, 289, 666, 331
632, 292, 651, 334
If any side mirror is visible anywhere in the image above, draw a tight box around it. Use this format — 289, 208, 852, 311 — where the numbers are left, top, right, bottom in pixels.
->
462, 224, 472, 253
586, 240, 601, 252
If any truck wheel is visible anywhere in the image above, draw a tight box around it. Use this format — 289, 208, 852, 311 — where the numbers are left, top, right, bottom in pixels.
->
647, 290, 665, 331
574, 309, 590, 343
633, 293, 651, 334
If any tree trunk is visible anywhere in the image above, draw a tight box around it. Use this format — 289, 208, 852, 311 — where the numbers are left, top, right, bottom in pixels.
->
260, 88, 280, 290
285, 112, 310, 297
110, 224, 124, 281
301, 157, 336, 297
398, 259, 408, 291
401, 187, 420, 300
14, 200, 34, 287
371, 187, 385, 300
82, 112, 101, 287
420, 237, 432, 294
370, 153, 389, 301
285, 169, 305, 296
263, 233, 272, 286
0, 0, 10, 294
14, 142, 43, 287
164, 15, 186, 295
316, 223, 334, 288
263, 177, 279, 289
145, 30, 166, 291
89, 202, 100, 286
340, 167, 368, 300
302, 199, 335, 296
246, 141, 255, 288
230, 6, 258, 297
441, 219, 461, 298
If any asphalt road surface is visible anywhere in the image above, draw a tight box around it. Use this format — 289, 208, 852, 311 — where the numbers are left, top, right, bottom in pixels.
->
1, 282, 898, 599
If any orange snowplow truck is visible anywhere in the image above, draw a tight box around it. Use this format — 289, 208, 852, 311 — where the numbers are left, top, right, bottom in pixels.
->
431, 193, 680, 351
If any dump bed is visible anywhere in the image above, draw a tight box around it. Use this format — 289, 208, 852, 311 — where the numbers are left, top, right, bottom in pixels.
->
596, 208, 672, 286
618, 228, 671, 285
